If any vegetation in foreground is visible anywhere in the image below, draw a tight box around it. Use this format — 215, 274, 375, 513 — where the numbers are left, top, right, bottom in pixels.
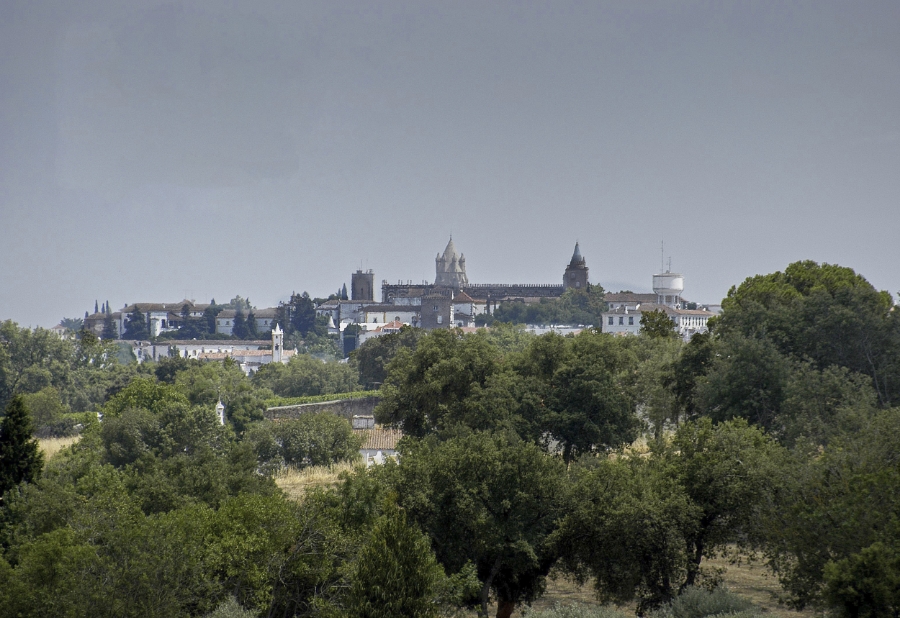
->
0, 260, 898, 617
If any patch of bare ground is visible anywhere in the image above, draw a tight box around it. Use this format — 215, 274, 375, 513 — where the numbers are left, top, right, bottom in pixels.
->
482, 555, 814, 618
38, 436, 80, 459
702, 554, 812, 618
274, 461, 361, 500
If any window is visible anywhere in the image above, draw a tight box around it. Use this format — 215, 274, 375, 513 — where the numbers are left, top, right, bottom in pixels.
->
619, 317, 624, 325
437, 315, 443, 324
608, 317, 614, 325
628, 316, 634, 325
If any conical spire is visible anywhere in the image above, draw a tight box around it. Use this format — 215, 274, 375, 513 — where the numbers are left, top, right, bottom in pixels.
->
570, 242, 583, 264
442, 236, 458, 262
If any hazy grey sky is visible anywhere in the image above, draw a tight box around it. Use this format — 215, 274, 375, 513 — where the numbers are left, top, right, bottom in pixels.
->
2, 0, 899, 327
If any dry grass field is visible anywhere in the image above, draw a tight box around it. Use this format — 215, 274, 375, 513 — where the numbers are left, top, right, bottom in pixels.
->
508, 555, 813, 618
274, 460, 361, 500
37, 435, 80, 459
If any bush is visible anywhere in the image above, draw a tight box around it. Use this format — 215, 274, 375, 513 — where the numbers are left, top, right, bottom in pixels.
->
202, 597, 257, 618
245, 415, 361, 470
522, 604, 630, 618
649, 587, 758, 618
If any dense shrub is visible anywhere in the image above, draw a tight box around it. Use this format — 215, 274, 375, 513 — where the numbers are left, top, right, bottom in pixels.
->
649, 587, 758, 618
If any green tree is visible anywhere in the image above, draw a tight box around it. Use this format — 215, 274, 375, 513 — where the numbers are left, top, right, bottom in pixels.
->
245, 309, 259, 339
204, 302, 223, 335
765, 407, 900, 610
823, 541, 900, 618
391, 432, 566, 618
718, 261, 899, 406
556, 419, 784, 612
640, 310, 677, 339
515, 331, 641, 462
345, 501, 455, 618
253, 354, 359, 398
352, 325, 424, 388
554, 455, 698, 612
374, 329, 508, 438
101, 305, 118, 340
123, 307, 150, 340
661, 418, 786, 589
665, 332, 714, 423
247, 414, 361, 469
0, 321, 73, 411
231, 307, 248, 339
693, 335, 789, 431
0, 395, 44, 498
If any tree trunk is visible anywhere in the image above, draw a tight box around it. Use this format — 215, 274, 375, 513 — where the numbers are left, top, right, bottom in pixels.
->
480, 557, 503, 618
496, 599, 516, 618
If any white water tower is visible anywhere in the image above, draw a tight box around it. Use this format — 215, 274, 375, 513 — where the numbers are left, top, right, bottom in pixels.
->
653, 272, 684, 308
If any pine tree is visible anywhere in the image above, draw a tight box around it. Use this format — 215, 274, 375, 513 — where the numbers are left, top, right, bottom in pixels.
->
102, 313, 118, 340
124, 307, 150, 340
347, 504, 448, 618
0, 396, 43, 498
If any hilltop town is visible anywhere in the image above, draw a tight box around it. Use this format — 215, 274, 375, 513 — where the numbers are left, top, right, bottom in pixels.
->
65, 238, 719, 372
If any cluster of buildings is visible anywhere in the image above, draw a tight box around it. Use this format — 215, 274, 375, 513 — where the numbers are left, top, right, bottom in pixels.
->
317, 238, 717, 347
69, 238, 717, 370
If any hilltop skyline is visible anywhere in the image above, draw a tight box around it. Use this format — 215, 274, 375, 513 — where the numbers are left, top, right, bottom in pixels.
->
2, 1, 899, 327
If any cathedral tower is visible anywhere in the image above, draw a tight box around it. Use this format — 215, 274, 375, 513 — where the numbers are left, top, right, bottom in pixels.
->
434, 236, 469, 290
563, 242, 589, 290
351, 269, 374, 301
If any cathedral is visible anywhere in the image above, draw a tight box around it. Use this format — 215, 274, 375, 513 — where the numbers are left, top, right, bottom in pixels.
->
381, 237, 587, 314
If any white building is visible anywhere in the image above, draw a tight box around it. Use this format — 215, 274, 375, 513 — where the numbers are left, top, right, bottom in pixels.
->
601, 303, 714, 340
215, 307, 278, 335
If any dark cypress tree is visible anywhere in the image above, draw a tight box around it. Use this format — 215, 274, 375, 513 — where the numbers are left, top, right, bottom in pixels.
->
0, 396, 43, 498
246, 308, 259, 339
342, 283, 349, 300
94, 300, 99, 314
232, 307, 248, 339
124, 307, 150, 340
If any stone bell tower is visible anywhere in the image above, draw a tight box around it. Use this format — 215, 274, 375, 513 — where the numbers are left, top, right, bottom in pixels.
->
563, 242, 589, 290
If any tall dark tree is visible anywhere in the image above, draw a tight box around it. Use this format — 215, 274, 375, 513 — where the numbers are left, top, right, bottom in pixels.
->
123, 307, 150, 340
101, 306, 118, 340
203, 302, 222, 335
246, 309, 259, 339
341, 283, 349, 301
289, 292, 317, 336
0, 395, 44, 498
232, 307, 248, 339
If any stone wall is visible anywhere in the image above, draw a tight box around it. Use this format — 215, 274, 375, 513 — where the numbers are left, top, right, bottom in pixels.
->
265, 396, 381, 421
